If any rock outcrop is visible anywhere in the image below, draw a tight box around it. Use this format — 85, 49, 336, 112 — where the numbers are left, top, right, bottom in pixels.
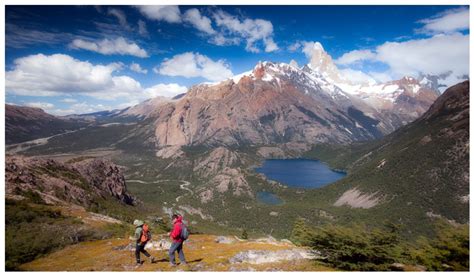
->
5, 155, 135, 206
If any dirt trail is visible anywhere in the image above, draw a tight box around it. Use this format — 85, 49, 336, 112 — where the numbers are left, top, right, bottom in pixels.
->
176, 180, 193, 202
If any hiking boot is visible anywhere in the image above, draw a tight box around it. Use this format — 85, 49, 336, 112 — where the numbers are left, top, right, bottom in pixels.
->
170, 263, 177, 267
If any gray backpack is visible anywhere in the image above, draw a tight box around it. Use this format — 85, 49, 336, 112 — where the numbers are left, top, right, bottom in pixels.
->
180, 223, 190, 240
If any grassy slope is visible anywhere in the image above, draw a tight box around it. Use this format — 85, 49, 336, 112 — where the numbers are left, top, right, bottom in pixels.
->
20, 234, 333, 271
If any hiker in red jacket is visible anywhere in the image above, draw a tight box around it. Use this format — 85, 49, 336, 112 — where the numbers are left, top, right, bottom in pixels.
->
169, 214, 187, 266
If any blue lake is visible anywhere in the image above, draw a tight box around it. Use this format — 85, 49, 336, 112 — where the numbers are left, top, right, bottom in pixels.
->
255, 159, 346, 189
257, 191, 283, 205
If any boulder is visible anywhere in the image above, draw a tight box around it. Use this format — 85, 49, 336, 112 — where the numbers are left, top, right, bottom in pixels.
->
215, 236, 236, 244
229, 249, 317, 265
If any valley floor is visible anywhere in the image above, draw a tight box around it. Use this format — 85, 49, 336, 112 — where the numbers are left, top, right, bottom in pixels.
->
20, 234, 332, 271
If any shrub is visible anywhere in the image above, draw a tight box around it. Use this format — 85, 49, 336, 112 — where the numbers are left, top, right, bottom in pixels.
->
409, 222, 469, 271
309, 223, 405, 271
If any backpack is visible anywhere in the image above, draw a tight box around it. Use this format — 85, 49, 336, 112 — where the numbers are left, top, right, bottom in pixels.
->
140, 224, 151, 243
180, 223, 190, 240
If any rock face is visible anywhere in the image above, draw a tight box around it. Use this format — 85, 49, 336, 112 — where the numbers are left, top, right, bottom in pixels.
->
71, 158, 135, 205
151, 62, 385, 148
346, 76, 440, 124
5, 104, 88, 144
132, 53, 438, 149
5, 155, 135, 206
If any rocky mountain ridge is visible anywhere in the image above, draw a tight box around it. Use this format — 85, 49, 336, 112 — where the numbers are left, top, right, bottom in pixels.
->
5, 156, 135, 207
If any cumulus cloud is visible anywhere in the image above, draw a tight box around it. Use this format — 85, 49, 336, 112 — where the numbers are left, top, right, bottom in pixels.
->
332, 32, 468, 87
212, 10, 278, 53
157, 52, 233, 82
6, 54, 190, 115
5, 53, 142, 99
417, 8, 469, 34
339, 68, 376, 85
6, 53, 116, 96
335, 49, 376, 65
135, 5, 181, 23
130, 63, 148, 74
144, 83, 188, 98
183, 8, 216, 35
375, 33, 469, 80
70, 37, 148, 58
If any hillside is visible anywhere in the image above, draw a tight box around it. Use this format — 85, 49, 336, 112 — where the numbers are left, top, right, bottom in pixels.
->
5, 104, 90, 144
5, 156, 144, 270
304, 81, 469, 235
19, 234, 329, 272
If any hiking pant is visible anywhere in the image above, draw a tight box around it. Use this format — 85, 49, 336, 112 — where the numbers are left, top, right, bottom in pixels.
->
169, 241, 186, 264
135, 242, 151, 263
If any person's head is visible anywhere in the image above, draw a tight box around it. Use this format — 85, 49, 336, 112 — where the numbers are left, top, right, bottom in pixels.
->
171, 214, 180, 223
133, 219, 143, 227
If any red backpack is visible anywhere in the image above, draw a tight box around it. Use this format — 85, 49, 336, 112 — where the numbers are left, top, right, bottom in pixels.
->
140, 224, 151, 243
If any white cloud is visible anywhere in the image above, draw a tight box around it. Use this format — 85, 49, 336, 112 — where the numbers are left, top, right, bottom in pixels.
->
417, 8, 469, 34
375, 33, 469, 80
60, 98, 78, 103
134, 7, 279, 53
367, 71, 393, 83
6, 54, 192, 115
5, 53, 142, 99
212, 10, 278, 53
183, 8, 216, 35
144, 83, 188, 98
330, 31, 468, 87
157, 52, 233, 82
335, 49, 376, 65
137, 20, 149, 37
288, 41, 302, 52
130, 63, 148, 74
339, 69, 377, 85
135, 5, 181, 23
264, 38, 279, 52
52, 102, 114, 116
70, 37, 148, 58
108, 8, 132, 31
25, 102, 55, 110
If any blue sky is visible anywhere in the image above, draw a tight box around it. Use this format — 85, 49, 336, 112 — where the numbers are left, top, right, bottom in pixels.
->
5, 5, 470, 115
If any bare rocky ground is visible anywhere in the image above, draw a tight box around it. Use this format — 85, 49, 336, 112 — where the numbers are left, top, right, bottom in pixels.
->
20, 234, 329, 272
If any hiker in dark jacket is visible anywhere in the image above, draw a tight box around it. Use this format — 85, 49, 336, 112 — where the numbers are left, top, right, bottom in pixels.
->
133, 219, 155, 265
169, 214, 187, 266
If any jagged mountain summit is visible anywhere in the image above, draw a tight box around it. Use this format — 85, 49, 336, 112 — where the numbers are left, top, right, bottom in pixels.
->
125, 46, 439, 149
5, 43, 440, 151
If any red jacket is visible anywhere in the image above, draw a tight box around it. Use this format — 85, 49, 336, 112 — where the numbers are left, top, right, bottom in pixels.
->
170, 216, 184, 243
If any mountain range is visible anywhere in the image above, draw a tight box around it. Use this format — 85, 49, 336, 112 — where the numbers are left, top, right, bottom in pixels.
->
4, 43, 468, 244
